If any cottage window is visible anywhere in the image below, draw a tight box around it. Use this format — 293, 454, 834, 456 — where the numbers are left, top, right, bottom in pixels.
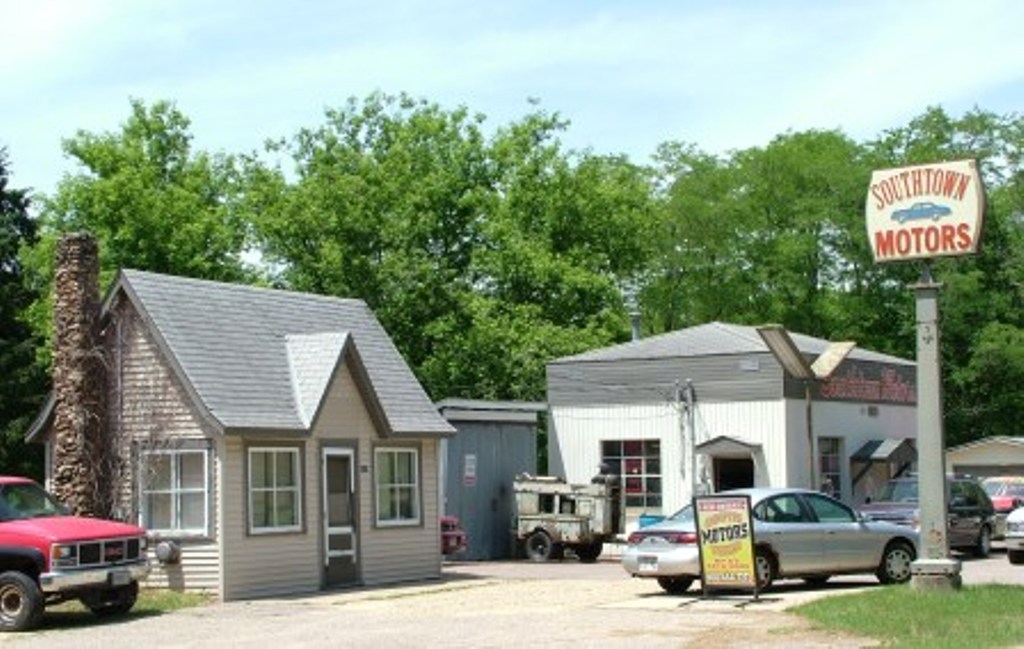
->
375, 448, 420, 526
140, 449, 209, 537
601, 440, 661, 512
248, 447, 301, 533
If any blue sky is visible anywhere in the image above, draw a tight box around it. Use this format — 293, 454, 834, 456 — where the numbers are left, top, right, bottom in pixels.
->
4, 0, 1023, 198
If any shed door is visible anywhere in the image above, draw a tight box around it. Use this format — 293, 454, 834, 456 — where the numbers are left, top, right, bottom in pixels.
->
323, 448, 358, 587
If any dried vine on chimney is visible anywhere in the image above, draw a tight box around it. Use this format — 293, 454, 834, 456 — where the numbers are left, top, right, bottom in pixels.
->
51, 233, 108, 517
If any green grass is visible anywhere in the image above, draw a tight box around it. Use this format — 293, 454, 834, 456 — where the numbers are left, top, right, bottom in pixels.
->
131, 588, 213, 613
792, 584, 1024, 648
42, 588, 212, 630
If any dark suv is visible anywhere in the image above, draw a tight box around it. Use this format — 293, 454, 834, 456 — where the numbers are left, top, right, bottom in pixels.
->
859, 474, 996, 557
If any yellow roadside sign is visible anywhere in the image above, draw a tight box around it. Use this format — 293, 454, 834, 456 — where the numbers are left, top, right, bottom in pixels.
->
694, 495, 757, 593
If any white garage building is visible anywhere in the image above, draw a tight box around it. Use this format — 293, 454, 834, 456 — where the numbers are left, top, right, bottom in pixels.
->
545, 322, 918, 523
947, 436, 1024, 477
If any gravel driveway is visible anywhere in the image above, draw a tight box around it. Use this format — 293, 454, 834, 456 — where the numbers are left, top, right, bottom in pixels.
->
3, 549, 1021, 648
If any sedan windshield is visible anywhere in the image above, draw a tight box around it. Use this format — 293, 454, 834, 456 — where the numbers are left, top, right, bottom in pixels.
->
983, 480, 1024, 498
666, 505, 695, 522
877, 479, 918, 503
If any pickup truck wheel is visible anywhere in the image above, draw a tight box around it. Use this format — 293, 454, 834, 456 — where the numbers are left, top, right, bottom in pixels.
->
82, 581, 139, 617
525, 531, 554, 562
0, 571, 44, 632
574, 541, 603, 563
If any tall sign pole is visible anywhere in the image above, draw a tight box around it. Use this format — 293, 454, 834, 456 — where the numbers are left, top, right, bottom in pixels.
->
911, 264, 960, 588
865, 159, 985, 591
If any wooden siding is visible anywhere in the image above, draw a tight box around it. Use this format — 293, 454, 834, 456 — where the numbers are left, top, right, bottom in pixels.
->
220, 352, 442, 600
360, 441, 441, 586
220, 433, 320, 600
107, 300, 222, 593
546, 353, 783, 408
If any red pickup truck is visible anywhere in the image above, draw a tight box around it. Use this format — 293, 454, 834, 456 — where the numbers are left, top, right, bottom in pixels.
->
0, 476, 149, 631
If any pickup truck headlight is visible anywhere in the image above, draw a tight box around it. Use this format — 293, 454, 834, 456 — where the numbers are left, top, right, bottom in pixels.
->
51, 544, 78, 568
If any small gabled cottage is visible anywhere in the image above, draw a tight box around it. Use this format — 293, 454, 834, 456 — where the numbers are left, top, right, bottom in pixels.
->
29, 260, 454, 600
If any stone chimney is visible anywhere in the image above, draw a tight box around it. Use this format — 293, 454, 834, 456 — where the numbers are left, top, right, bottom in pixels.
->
51, 233, 108, 517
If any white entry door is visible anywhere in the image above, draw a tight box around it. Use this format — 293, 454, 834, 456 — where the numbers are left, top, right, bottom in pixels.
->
323, 448, 358, 586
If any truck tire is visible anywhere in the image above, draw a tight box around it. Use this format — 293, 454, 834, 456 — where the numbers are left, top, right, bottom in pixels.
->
0, 571, 44, 632
525, 530, 555, 561
574, 541, 603, 563
82, 581, 139, 618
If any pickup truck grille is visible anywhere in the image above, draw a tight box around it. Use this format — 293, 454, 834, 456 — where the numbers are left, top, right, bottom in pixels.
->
62, 537, 143, 568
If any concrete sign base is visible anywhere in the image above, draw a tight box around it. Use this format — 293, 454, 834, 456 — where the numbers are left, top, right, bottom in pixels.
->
911, 558, 962, 591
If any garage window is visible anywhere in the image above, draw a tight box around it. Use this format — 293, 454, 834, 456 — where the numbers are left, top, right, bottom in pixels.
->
601, 440, 661, 511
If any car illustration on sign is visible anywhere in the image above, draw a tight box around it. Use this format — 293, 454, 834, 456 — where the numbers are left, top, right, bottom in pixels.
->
891, 201, 953, 223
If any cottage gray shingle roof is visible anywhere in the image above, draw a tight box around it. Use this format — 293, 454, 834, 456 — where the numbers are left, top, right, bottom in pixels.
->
115, 269, 454, 436
550, 321, 913, 366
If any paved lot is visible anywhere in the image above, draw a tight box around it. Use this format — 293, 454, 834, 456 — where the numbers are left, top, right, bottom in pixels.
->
4, 547, 1022, 648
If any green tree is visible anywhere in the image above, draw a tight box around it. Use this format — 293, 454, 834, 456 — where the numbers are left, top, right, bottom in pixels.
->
645, 130, 908, 348
0, 148, 45, 478
250, 93, 657, 400
22, 99, 253, 355
249, 92, 492, 383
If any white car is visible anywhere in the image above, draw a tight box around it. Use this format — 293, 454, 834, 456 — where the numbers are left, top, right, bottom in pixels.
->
1006, 507, 1024, 565
621, 487, 919, 594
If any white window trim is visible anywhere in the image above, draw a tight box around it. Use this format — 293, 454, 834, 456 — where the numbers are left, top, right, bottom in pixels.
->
139, 448, 210, 539
248, 447, 302, 534
818, 436, 843, 498
374, 447, 421, 527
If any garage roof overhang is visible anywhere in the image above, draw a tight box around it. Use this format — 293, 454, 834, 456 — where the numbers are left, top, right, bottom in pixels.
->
696, 435, 762, 458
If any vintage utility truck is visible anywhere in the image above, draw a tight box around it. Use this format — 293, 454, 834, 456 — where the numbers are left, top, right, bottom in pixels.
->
0, 476, 149, 631
513, 472, 623, 562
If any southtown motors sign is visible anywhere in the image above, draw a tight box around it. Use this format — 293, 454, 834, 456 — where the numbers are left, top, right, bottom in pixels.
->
865, 159, 985, 262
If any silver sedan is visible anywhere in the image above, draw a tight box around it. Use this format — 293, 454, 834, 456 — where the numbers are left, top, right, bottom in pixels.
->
621, 487, 919, 594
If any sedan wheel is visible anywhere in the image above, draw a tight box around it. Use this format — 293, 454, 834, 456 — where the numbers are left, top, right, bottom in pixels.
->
754, 548, 774, 591
656, 576, 694, 595
974, 526, 992, 558
876, 541, 915, 584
